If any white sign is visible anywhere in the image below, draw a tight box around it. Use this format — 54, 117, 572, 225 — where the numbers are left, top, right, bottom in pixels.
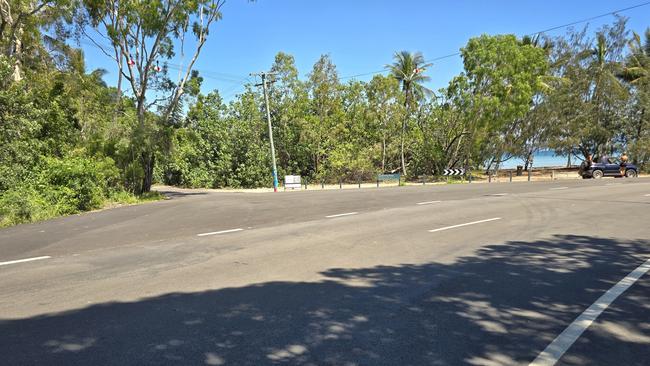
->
284, 175, 301, 189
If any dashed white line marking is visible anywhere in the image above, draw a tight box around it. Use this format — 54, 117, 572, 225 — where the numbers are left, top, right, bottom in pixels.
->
325, 212, 358, 218
530, 258, 650, 366
486, 193, 508, 197
644, 194, 650, 197
606, 183, 622, 186
197, 228, 244, 237
0, 256, 51, 267
550, 187, 569, 190
416, 201, 441, 205
428, 217, 502, 233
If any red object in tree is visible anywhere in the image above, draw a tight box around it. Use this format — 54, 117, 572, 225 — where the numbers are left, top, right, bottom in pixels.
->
127, 59, 135, 66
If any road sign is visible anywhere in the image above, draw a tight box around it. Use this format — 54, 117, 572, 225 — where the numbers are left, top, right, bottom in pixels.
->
443, 168, 465, 176
284, 175, 301, 189
377, 173, 401, 181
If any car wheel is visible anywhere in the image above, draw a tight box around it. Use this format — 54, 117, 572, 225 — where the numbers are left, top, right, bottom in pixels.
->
592, 170, 604, 179
625, 169, 637, 178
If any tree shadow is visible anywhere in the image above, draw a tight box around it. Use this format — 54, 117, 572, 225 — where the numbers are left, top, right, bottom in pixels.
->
156, 190, 209, 199
1, 235, 649, 365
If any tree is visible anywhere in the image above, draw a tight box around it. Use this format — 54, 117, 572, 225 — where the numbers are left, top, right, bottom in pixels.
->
268, 52, 310, 176
82, 0, 225, 192
366, 75, 402, 172
621, 28, 650, 166
547, 20, 629, 160
307, 54, 341, 178
457, 34, 548, 171
0, 0, 75, 83
387, 51, 432, 176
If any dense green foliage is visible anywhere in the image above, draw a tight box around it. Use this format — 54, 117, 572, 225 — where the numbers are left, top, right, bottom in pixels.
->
162, 19, 649, 187
1, 2, 648, 227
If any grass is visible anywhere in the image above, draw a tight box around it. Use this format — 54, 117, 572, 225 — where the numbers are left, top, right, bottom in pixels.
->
0, 190, 164, 228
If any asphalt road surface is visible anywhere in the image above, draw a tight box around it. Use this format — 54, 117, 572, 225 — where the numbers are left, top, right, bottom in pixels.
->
1, 178, 650, 365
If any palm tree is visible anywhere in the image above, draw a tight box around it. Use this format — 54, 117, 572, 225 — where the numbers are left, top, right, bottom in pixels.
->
621, 29, 650, 86
387, 51, 432, 176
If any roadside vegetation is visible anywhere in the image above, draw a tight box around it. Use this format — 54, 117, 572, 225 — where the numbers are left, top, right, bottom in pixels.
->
1, 2, 649, 227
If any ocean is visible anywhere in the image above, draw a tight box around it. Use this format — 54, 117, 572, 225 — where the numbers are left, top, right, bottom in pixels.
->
499, 150, 575, 169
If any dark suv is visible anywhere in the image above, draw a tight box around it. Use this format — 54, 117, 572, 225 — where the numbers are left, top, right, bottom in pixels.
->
580, 158, 638, 179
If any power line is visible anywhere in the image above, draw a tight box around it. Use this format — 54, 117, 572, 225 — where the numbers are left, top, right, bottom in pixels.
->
528, 1, 650, 36
339, 1, 650, 81
74, 1, 650, 94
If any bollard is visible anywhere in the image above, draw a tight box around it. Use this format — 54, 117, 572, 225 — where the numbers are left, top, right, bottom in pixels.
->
488, 173, 492, 183
358, 178, 361, 189
339, 180, 342, 189
551, 170, 555, 180
468, 172, 472, 183
422, 176, 426, 185
321, 181, 324, 189
377, 179, 379, 188
528, 169, 531, 182
509, 171, 513, 182
304, 179, 308, 190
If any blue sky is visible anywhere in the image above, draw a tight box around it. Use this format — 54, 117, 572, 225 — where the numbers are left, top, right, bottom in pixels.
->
80, 0, 650, 101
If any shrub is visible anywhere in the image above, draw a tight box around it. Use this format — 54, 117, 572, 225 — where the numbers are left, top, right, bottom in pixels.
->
0, 155, 122, 227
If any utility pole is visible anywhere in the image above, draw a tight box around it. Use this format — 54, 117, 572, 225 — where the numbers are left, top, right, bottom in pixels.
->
252, 71, 279, 192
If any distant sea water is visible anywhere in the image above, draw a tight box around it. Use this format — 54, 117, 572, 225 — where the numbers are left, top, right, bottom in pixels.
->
499, 150, 575, 169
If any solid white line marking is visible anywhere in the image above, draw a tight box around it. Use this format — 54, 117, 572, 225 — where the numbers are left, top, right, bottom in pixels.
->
550, 187, 569, 190
197, 228, 244, 237
530, 258, 650, 366
0, 256, 51, 267
416, 201, 441, 205
325, 212, 358, 218
429, 217, 501, 233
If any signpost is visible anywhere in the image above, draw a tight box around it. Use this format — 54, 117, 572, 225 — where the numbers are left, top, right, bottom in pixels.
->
377, 173, 401, 187
284, 175, 302, 190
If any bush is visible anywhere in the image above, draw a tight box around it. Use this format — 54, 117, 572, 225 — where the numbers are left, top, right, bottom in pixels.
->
40, 155, 120, 211
0, 155, 122, 227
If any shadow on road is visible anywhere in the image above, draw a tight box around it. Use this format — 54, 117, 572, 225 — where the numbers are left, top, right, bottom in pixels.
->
1, 235, 649, 365
156, 190, 209, 199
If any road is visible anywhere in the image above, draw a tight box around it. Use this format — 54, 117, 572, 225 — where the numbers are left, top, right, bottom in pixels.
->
1, 178, 649, 365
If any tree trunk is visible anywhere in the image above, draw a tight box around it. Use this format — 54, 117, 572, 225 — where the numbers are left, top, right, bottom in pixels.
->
141, 151, 155, 193
566, 154, 571, 168
633, 108, 645, 165
11, 25, 23, 82
524, 150, 533, 171
381, 135, 386, 172
136, 98, 154, 193
401, 87, 410, 177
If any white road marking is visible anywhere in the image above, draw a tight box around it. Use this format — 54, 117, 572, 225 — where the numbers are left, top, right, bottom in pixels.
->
550, 187, 569, 190
197, 228, 244, 237
606, 183, 622, 186
644, 194, 650, 197
0, 256, 51, 267
325, 212, 358, 218
530, 258, 650, 366
416, 201, 441, 205
486, 193, 508, 197
428, 217, 502, 233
